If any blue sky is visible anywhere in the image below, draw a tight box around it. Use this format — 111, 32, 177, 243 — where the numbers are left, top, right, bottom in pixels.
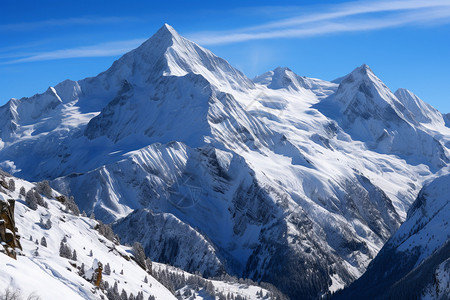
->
1, 0, 450, 112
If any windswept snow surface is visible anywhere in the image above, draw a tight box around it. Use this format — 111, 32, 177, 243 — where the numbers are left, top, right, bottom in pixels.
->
0, 24, 449, 299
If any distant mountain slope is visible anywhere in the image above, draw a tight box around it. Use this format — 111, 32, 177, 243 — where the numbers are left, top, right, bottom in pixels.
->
0, 24, 449, 299
334, 170, 450, 299
113, 209, 225, 277
315, 65, 448, 169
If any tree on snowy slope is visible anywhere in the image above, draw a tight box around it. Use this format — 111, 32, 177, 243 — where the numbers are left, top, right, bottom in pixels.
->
132, 242, 148, 270
25, 190, 38, 210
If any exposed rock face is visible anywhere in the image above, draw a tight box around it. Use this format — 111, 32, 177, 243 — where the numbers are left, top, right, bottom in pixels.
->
113, 209, 226, 277
0, 198, 22, 259
334, 171, 450, 299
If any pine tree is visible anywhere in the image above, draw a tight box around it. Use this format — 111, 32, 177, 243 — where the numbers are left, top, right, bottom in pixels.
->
36, 180, 52, 198
144, 276, 148, 283
59, 240, 71, 259
8, 179, 15, 192
34, 189, 45, 207
145, 258, 152, 274
132, 242, 146, 269
45, 218, 52, 229
65, 196, 80, 215
40, 236, 47, 247
104, 263, 111, 275
107, 282, 120, 300
205, 280, 215, 296
25, 189, 38, 210
19, 186, 26, 196
72, 249, 77, 261
79, 263, 85, 277
136, 291, 144, 300
120, 289, 128, 300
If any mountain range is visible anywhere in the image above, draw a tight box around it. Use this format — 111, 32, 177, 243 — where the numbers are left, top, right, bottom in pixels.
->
0, 24, 449, 299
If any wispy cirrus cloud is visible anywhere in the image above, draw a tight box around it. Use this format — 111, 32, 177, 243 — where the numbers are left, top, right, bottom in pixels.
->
2, 39, 145, 64
0, 16, 141, 32
3, 0, 450, 64
188, 0, 450, 45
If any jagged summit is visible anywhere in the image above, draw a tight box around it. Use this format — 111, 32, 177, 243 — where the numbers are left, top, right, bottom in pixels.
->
98, 23, 253, 91
316, 64, 449, 169
254, 66, 338, 98
335, 64, 402, 111
157, 23, 179, 37
254, 66, 299, 91
134, 23, 181, 54
357, 63, 371, 72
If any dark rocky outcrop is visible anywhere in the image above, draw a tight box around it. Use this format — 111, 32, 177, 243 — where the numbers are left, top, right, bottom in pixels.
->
0, 198, 22, 259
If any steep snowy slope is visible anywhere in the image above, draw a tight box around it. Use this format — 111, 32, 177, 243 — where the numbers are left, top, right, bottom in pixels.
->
394, 88, 444, 126
334, 169, 450, 299
0, 24, 449, 299
444, 113, 450, 127
0, 174, 175, 300
395, 88, 450, 151
0, 171, 275, 300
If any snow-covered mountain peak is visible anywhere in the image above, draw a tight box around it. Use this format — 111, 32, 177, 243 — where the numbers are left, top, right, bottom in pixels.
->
334, 64, 404, 119
135, 23, 181, 55
356, 63, 371, 73
394, 88, 444, 125
254, 66, 338, 98
156, 23, 179, 38
317, 65, 449, 168
253, 67, 298, 91
100, 23, 253, 91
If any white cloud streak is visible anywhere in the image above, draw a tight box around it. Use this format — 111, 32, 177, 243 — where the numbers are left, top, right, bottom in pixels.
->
3, 0, 450, 64
3, 39, 145, 64
0, 16, 140, 31
188, 0, 450, 45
